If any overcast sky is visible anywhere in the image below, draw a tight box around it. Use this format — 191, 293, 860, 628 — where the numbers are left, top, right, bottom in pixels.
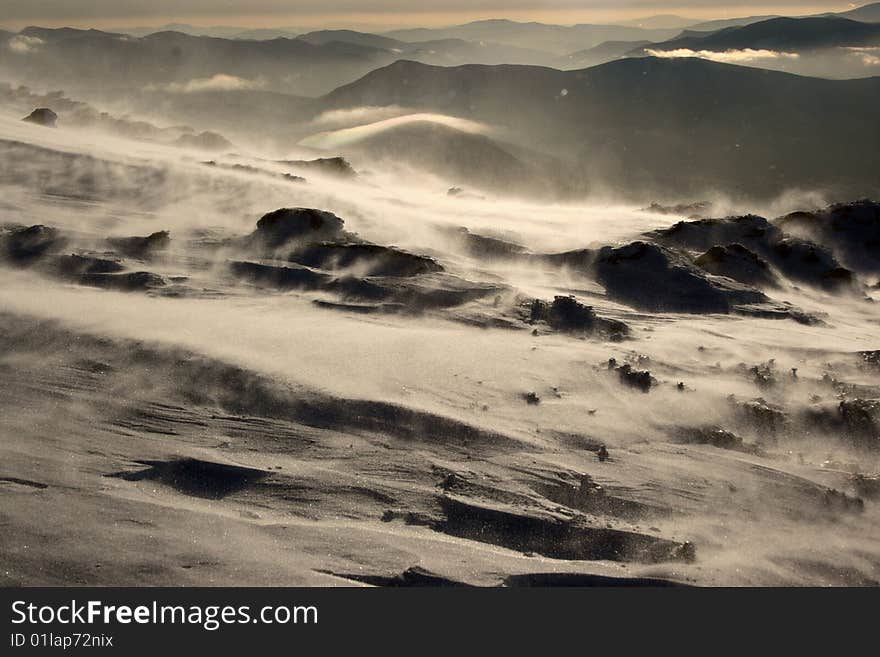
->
0, 1, 858, 29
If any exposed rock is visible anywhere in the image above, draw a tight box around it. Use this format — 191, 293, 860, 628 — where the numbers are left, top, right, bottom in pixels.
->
438, 496, 695, 564
46, 254, 125, 278
22, 107, 57, 127
732, 302, 822, 326
616, 363, 653, 393
643, 201, 712, 218
448, 226, 526, 259
80, 271, 167, 291
534, 473, 667, 521
732, 397, 788, 436
230, 261, 499, 310
778, 200, 880, 273
529, 295, 629, 340
537, 248, 596, 270
368, 273, 502, 310
278, 157, 356, 178
770, 238, 855, 291
821, 489, 864, 514
174, 131, 233, 151
596, 241, 767, 314
695, 244, 777, 287
202, 161, 305, 184
839, 399, 880, 447
289, 242, 442, 277
860, 351, 880, 371
745, 360, 777, 389
503, 572, 687, 587
0, 225, 65, 263
106, 231, 170, 260
323, 566, 470, 587
231, 260, 347, 292
851, 474, 880, 499
652, 213, 856, 290
246, 208, 348, 250
649, 214, 781, 252
108, 458, 266, 499
675, 426, 759, 454
312, 299, 407, 315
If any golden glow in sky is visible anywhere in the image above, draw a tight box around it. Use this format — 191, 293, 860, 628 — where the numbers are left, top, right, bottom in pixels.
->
0, 2, 859, 30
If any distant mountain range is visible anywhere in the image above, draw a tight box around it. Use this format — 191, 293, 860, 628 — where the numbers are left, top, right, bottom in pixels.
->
0, 25, 559, 96
94, 3, 880, 44
838, 1, 880, 22
2, 9, 879, 199
645, 17, 880, 52
4, 4, 880, 99
0, 27, 393, 96
380, 4, 880, 53
686, 14, 784, 33
626, 15, 880, 79
618, 15, 697, 30
319, 57, 880, 199
559, 40, 653, 69
112, 23, 304, 39
383, 19, 680, 54
667, 2, 880, 33
299, 29, 560, 67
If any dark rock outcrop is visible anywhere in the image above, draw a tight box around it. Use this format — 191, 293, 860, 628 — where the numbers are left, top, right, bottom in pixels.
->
229, 261, 499, 310
448, 227, 527, 259
233, 209, 501, 312
733, 397, 788, 436
778, 200, 880, 273
644, 201, 712, 218
770, 238, 855, 291
22, 107, 57, 127
107, 231, 170, 260
278, 157, 356, 178
1, 225, 66, 263
650, 215, 781, 253
596, 241, 767, 314
695, 244, 777, 287
46, 254, 125, 278
246, 208, 348, 250
230, 260, 345, 293
0, 225, 168, 292
174, 131, 233, 151
616, 363, 654, 392
650, 213, 856, 291
79, 271, 167, 291
538, 248, 596, 270
675, 426, 759, 454
839, 399, 880, 448
202, 161, 305, 184
289, 243, 442, 277
530, 295, 629, 340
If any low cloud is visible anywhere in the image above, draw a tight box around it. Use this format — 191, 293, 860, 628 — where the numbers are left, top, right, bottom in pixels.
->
845, 46, 880, 67
8, 35, 44, 54
646, 48, 800, 64
159, 74, 265, 93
